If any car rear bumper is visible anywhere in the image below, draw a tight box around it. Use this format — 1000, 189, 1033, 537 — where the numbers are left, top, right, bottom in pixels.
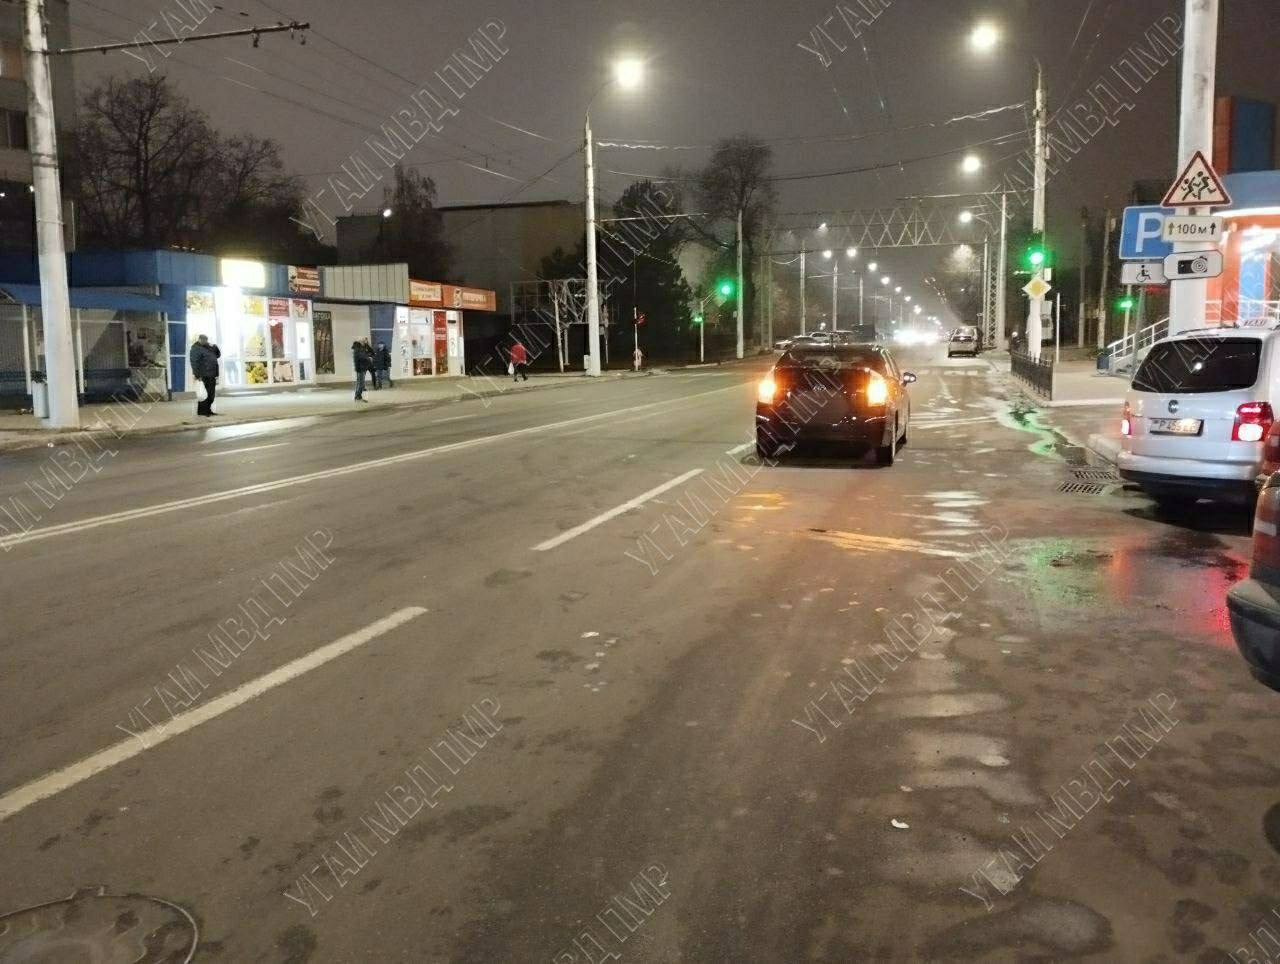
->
1228, 577, 1280, 692
1118, 450, 1260, 501
756, 409, 888, 447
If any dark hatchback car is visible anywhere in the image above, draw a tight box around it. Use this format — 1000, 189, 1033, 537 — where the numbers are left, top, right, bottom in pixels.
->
1228, 472, 1280, 691
756, 344, 915, 465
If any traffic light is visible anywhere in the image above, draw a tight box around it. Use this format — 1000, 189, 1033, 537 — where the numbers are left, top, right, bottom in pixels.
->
1022, 234, 1050, 272
719, 281, 735, 298
1117, 295, 1135, 311
693, 313, 705, 325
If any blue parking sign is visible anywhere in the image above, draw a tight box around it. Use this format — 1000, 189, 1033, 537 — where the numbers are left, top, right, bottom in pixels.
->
1119, 205, 1176, 261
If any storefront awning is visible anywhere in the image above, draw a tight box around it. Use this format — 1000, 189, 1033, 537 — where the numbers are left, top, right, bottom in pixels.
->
0, 284, 172, 313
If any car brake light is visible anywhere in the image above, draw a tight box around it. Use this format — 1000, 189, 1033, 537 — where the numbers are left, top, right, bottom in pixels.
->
866, 372, 889, 406
1121, 401, 1132, 437
1232, 401, 1274, 442
757, 377, 777, 405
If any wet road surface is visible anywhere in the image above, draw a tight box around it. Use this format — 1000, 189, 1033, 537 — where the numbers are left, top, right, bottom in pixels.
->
0, 348, 1274, 962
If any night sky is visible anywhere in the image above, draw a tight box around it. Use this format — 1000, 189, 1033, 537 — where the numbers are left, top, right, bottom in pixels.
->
66, 0, 1280, 320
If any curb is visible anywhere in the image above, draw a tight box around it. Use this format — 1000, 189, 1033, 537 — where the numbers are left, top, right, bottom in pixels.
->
1086, 432, 1122, 466
0, 370, 636, 455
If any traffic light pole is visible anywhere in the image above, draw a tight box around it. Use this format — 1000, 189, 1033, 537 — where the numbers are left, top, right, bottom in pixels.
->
1026, 62, 1047, 360
585, 112, 602, 375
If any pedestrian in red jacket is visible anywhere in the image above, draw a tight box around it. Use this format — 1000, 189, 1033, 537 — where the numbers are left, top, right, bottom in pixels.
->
510, 341, 529, 382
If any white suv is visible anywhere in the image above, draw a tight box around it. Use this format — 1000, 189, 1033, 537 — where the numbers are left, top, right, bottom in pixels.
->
1118, 324, 1279, 508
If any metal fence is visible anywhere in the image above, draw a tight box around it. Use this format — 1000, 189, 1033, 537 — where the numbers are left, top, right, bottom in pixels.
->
1010, 349, 1054, 399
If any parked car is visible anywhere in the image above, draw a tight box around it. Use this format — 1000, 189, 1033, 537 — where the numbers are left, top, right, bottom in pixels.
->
947, 326, 980, 357
756, 344, 915, 465
1118, 324, 1279, 508
1228, 472, 1280, 691
774, 337, 794, 351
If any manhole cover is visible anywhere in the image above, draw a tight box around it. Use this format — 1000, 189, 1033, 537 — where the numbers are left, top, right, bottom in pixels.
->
1059, 481, 1109, 496
1070, 468, 1121, 482
0, 887, 197, 963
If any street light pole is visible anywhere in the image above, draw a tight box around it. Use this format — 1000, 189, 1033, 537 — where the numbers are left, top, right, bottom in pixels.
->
997, 191, 1008, 349
1026, 62, 1048, 359
24, 0, 77, 428
584, 112, 602, 376
859, 274, 864, 328
736, 208, 745, 359
799, 249, 807, 335
1168, 0, 1219, 337
832, 258, 839, 329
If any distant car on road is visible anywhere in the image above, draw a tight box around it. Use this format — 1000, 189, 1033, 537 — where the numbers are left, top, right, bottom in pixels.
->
947, 326, 980, 357
1119, 324, 1279, 509
774, 337, 794, 351
1228, 473, 1280, 692
756, 344, 915, 465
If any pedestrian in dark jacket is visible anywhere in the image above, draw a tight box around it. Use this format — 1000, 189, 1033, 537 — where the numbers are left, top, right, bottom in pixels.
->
375, 342, 393, 389
188, 334, 221, 417
352, 340, 372, 401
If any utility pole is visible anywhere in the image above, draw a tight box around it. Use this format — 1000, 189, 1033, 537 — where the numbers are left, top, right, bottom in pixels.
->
1168, 0, 1220, 337
1026, 62, 1048, 359
996, 191, 1009, 349
24, 0, 77, 428
858, 274, 864, 328
832, 258, 839, 329
584, 113, 602, 375
1077, 206, 1089, 348
799, 249, 807, 335
735, 208, 744, 359
766, 254, 774, 346
1097, 207, 1114, 349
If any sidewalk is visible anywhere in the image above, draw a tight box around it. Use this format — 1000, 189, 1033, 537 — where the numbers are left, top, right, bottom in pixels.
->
989, 350, 1128, 408
0, 371, 618, 453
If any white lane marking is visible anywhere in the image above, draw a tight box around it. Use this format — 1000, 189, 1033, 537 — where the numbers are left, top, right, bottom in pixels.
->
202, 442, 291, 458
533, 469, 705, 552
0, 385, 743, 552
430, 413, 479, 424
199, 416, 320, 443
0, 607, 427, 823
726, 442, 754, 456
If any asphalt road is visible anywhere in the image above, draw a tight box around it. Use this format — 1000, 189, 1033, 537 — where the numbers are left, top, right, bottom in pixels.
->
0, 348, 1275, 963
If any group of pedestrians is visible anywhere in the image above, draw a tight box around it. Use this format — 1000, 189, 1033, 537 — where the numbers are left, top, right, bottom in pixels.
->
352, 338, 392, 402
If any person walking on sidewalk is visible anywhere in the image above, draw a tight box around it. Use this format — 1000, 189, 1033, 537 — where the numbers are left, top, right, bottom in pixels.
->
375, 342, 393, 389
189, 334, 221, 417
510, 340, 529, 382
363, 337, 381, 390
352, 340, 372, 402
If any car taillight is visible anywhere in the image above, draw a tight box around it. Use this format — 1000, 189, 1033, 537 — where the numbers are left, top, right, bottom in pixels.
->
757, 377, 778, 405
865, 372, 889, 406
1121, 401, 1132, 437
1232, 401, 1274, 442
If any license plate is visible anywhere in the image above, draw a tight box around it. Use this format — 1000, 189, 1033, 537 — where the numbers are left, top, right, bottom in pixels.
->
1149, 417, 1203, 436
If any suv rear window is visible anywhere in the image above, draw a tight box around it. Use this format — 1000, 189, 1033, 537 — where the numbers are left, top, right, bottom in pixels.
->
1133, 338, 1262, 394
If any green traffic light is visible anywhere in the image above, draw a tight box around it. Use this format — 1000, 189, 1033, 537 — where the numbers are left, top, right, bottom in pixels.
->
1028, 249, 1046, 268
693, 313, 704, 325
718, 281, 734, 297
1117, 296, 1135, 311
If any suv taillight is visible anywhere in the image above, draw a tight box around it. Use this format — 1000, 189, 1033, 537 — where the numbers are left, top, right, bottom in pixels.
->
1232, 402, 1274, 443
1121, 401, 1132, 437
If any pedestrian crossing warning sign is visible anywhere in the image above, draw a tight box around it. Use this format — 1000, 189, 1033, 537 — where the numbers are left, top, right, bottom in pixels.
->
1162, 150, 1232, 208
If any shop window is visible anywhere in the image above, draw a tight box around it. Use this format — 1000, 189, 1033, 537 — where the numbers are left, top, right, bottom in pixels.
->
313, 310, 335, 374
0, 40, 24, 80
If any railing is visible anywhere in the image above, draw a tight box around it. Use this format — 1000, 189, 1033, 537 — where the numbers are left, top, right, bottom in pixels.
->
1105, 317, 1168, 375
1010, 349, 1053, 399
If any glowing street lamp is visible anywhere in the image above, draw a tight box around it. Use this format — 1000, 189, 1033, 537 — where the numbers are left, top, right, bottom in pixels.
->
845, 246, 858, 258
970, 23, 999, 53
613, 58, 645, 90
961, 154, 982, 174
822, 249, 833, 259
881, 276, 891, 286
959, 210, 974, 224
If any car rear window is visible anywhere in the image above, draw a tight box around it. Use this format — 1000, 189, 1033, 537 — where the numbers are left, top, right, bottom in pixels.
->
1133, 338, 1262, 394
780, 349, 886, 372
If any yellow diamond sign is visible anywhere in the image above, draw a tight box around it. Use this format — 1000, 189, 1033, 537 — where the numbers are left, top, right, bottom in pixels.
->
1023, 278, 1052, 299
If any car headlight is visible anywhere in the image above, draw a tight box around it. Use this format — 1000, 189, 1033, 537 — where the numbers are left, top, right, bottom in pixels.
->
757, 377, 778, 404
866, 372, 889, 406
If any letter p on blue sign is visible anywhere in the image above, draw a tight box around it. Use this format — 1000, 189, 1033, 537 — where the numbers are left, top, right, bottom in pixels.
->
1119, 206, 1176, 261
